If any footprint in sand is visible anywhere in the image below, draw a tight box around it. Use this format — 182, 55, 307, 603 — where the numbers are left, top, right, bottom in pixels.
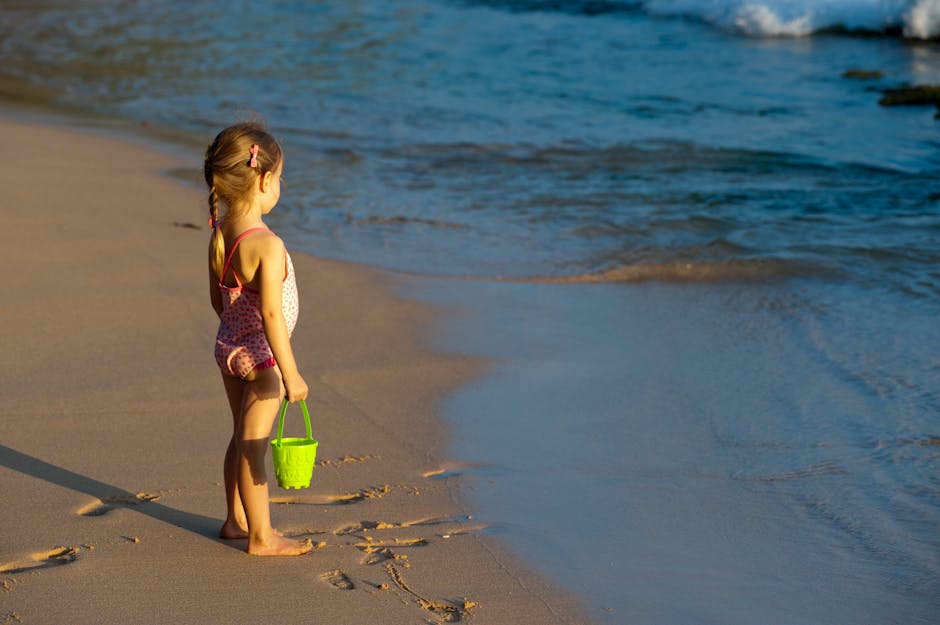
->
271, 485, 389, 506
320, 569, 355, 590
77, 492, 160, 517
0, 547, 80, 576
333, 519, 410, 535
384, 562, 472, 623
356, 537, 427, 566
334, 516, 489, 539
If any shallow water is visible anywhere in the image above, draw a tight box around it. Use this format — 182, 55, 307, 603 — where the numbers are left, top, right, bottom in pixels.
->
408, 273, 940, 623
3, 1, 939, 622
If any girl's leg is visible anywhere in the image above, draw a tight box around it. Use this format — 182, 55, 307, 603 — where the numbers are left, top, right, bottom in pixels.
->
220, 373, 249, 539
237, 366, 312, 556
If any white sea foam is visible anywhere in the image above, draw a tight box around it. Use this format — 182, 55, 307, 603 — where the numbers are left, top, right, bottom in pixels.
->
905, 0, 940, 37
639, 0, 940, 38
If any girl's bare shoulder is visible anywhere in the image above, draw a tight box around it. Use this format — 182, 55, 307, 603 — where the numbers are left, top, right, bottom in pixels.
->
239, 229, 285, 264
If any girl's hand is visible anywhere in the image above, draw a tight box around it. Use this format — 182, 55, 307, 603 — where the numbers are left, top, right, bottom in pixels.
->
284, 374, 308, 403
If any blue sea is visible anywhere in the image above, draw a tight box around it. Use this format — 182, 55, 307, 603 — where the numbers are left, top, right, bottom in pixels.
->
3, 1, 938, 622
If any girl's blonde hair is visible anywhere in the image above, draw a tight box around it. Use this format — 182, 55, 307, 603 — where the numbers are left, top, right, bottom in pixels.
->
204, 121, 283, 278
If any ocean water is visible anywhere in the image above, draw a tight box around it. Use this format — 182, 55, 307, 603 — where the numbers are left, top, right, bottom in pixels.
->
2, 1, 938, 622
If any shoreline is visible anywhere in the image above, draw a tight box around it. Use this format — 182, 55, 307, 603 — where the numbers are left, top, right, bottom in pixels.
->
0, 116, 588, 624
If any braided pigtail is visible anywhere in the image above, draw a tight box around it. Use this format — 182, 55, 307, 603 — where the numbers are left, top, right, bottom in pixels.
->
207, 183, 225, 279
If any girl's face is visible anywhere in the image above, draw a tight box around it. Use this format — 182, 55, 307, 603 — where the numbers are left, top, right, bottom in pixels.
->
260, 161, 283, 214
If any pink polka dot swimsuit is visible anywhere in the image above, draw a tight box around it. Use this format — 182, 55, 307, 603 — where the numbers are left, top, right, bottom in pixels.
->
214, 228, 299, 379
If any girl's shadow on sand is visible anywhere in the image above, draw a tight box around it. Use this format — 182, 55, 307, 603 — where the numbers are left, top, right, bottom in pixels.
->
0, 443, 237, 549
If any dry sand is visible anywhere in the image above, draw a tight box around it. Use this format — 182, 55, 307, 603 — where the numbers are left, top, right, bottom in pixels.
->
0, 117, 588, 624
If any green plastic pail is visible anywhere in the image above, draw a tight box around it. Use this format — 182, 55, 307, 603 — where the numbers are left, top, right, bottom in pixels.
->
270, 399, 318, 490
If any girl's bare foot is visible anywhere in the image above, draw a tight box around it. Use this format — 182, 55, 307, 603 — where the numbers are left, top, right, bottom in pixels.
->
219, 520, 250, 540
248, 533, 313, 556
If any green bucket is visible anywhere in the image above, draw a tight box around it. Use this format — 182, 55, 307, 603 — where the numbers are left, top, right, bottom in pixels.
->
270, 399, 318, 490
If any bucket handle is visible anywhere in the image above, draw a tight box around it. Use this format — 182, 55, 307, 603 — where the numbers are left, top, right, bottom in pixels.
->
274, 399, 313, 447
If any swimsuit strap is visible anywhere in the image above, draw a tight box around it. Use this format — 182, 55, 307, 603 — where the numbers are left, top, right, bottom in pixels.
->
219, 227, 270, 287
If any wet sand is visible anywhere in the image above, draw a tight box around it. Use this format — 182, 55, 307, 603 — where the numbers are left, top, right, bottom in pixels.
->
0, 116, 587, 624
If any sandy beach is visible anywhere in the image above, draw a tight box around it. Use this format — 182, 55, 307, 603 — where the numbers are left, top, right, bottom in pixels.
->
1, 2, 938, 621
0, 116, 587, 625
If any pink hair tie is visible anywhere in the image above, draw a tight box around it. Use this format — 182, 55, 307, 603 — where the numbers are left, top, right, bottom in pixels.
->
248, 144, 259, 168
209, 217, 220, 229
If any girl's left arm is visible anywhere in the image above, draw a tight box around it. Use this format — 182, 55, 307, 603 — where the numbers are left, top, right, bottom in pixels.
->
257, 236, 308, 402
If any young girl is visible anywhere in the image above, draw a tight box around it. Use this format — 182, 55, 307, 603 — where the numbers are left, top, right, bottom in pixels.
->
205, 122, 312, 556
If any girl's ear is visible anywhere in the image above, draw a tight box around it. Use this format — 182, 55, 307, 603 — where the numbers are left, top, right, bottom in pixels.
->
259, 170, 273, 193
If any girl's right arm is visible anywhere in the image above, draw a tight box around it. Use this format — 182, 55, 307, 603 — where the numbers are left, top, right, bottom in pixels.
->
255, 235, 308, 402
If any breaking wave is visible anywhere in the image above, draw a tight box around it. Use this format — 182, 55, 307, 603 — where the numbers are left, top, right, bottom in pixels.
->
641, 0, 940, 38
477, 0, 940, 38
